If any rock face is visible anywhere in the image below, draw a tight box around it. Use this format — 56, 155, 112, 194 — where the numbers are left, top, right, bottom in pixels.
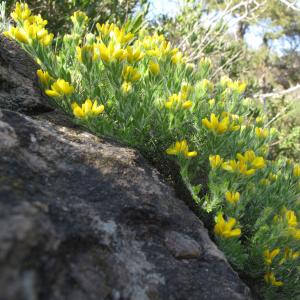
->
0, 37, 253, 300
0, 36, 52, 113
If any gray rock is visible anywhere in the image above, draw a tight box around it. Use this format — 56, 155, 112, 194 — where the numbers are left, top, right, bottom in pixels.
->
0, 109, 252, 300
0, 35, 52, 113
164, 230, 202, 259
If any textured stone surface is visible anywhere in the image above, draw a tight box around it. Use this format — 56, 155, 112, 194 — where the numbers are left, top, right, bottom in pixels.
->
0, 34, 253, 300
0, 35, 52, 113
164, 231, 202, 259
0, 109, 252, 300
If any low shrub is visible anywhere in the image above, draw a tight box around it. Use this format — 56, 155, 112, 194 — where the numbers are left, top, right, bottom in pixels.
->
4, 2, 300, 298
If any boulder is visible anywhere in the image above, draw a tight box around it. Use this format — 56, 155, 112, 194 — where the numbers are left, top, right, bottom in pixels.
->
0, 35, 52, 113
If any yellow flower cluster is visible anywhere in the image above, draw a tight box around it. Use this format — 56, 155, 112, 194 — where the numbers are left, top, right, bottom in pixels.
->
121, 81, 132, 94
136, 33, 183, 62
209, 155, 224, 169
97, 23, 134, 44
281, 247, 299, 262
202, 112, 241, 134
255, 127, 269, 138
294, 164, 300, 177
11, 2, 31, 21
199, 57, 212, 69
71, 11, 89, 25
76, 45, 98, 64
37, 69, 52, 86
222, 150, 266, 176
220, 76, 247, 94
122, 65, 141, 82
199, 79, 214, 92
264, 272, 283, 287
165, 94, 192, 110
4, 2, 53, 46
165, 83, 193, 110
45, 79, 74, 97
166, 140, 197, 158
274, 208, 300, 239
72, 99, 104, 119
264, 248, 280, 265
214, 213, 241, 238
263, 246, 299, 287
149, 60, 160, 75
225, 191, 240, 205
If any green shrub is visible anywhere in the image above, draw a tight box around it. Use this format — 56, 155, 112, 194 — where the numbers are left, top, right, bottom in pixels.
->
4, 2, 300, 298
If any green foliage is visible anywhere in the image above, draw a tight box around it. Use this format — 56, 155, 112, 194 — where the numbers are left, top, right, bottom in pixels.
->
5, 2, 300, 299
157, 0, 300, 168
267, 96, 300, 161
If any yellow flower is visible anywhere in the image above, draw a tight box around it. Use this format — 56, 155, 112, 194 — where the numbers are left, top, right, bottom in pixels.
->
209, 155, 223, 169
225, 191, 240, 205
126, 46, 144, 63
280, 247, 299, 264
71, 11, 89, 25
182, 100, 193, 109
11, 2, 31, 22
255, 127, 269, 138
72, 99, 104, 119
255, 116, 265, 125
268, 173, 278, 182
289, 227, 300, 239
149, 60, 160, 75
121, 81, 132, 94
202, 113, 230, 134
214, 213, 241, 238
220, 77, 246, 93
45, 79, 74, 97
96, 22, 117, 37
263, 248, 280, 265
285, 209, 298, 227
36, 69, 52, 86
260, 179, 270, 186
96, 42, 126, 63
208, 99, 215, 107
274, 208, 298, 229
4, 27, 29, 44
171, 52, 183, 64
166, 140, 197, 158
76, 45, 99, 64
165, 94, 192, 110
222, 160, 238, 172
264, 272, 283, 287
294, 164, 300, 177
199, 57, 212, 68
111, 26, 134, 44
28, 14, 48, 27
200, 79, 214, 91
236, 150, 266, 169
180, 82, 193, 99
39, 32, 54, 46
222, 159, 256, 176
122, 65, 141, 82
